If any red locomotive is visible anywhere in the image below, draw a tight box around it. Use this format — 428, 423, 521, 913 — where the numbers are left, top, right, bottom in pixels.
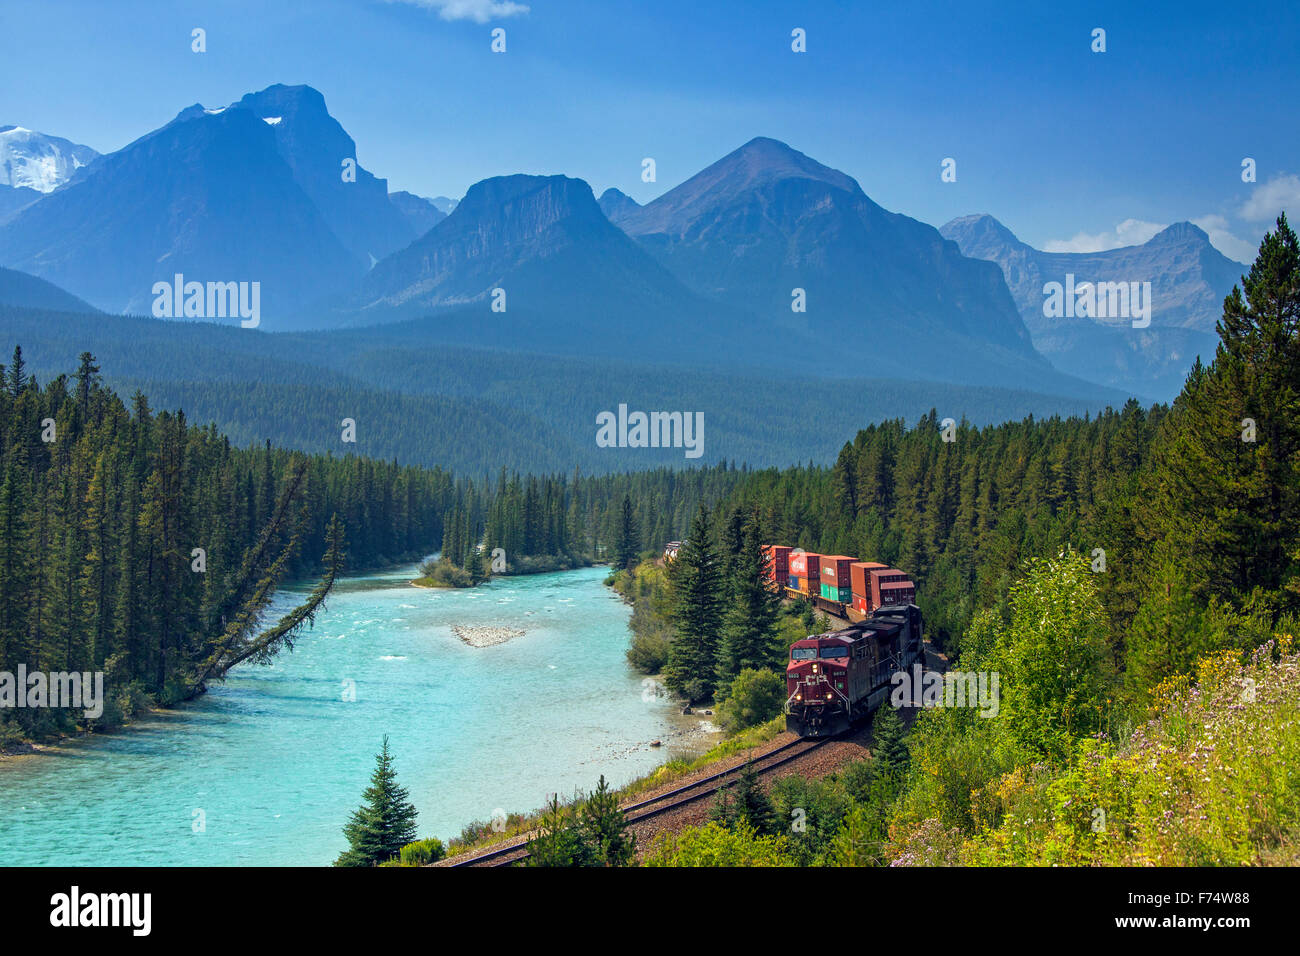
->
785, 604, 924, 737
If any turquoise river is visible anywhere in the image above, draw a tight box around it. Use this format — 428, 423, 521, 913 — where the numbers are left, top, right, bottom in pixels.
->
0, 564, 706, 866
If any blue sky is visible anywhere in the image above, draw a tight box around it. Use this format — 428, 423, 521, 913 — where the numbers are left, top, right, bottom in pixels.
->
2, 0, 1297, 260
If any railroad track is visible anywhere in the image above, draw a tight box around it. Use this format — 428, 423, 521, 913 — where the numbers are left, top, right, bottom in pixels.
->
443, 734, 835, 867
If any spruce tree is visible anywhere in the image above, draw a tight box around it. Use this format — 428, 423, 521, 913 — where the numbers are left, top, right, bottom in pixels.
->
714, 761, 778, 836
578, 775, 635, 866
615, 494, 639, 571
527, 795, 594, 867
663, 504, 724, 701
7, 345, 26, 397
334, 735, 419, 866
871, 705, 909, 774
717, 514, 783, 686
1147, 213, 1300, 621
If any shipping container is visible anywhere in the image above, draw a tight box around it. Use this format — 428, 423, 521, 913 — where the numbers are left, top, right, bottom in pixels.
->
762, 544, 793, 573
869, 568, 911, 610
788, 552, 823, 579
850, 561, 888, 603
880, 580, 916, 606
819, 555, 856, 588
819, 583, 853, 603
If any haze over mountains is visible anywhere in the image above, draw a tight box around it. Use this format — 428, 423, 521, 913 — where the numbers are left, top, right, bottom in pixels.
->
597, 187, 640, 224
0, 265, 98, 314
0, 81, 1246, 411
617, 137, 1037, 367
329, 171, 747, 365
941, 214, 1246, 396
3, 301, 1129, 476
389, 190, 447, 236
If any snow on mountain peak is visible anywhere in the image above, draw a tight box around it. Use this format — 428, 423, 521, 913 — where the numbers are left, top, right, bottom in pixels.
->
0, 126, 100, 193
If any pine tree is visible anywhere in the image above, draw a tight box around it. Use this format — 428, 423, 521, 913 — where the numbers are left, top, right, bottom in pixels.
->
7, 345, 26, 397
334, 735, 419, 866
74, 351, 100, 415
711, 761, 778, 836
0, 451, 33, 671
1147, 214, 1300, 620
526, 795, 594, 867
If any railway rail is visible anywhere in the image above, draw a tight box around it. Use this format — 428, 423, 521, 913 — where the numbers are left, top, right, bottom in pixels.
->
442, 733, 836, 867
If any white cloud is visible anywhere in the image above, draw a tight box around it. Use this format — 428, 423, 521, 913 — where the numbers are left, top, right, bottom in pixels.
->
386, 0, 530, 22
1240, 173, 1300, 223
1191, 215, 1256, 264
1043, 215, 1255, 263
1042, 218, 1166, 253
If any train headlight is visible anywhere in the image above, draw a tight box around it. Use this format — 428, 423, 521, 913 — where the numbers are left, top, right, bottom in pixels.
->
812, 664, 819, 674
825, 692, 833, 700
795, 694, 802, 701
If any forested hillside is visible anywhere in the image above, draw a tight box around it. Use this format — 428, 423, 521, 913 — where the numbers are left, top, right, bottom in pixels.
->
2, 303, 1131, 477
439, 465, 745, 576
721, 400, 1162, 653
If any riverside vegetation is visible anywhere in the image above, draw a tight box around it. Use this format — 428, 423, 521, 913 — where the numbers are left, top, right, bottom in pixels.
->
0, 355, 737, 746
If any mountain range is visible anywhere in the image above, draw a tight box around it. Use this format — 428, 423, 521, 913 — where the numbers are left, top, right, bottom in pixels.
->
941, 214, 1246, 396
328, 171, 788, 367
0, 82, 1250, 402
616, 137, 1036, 363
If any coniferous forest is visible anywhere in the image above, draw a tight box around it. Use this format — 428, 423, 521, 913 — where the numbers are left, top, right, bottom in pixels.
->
0, 356, 738, 741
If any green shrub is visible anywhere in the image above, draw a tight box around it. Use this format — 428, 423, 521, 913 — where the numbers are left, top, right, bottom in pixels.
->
716, 669, 785, 734
769, 774, 852, 863
397, 837, 445, 866
626, 631, 670, 673
643, 822, 796, 867
416, 557, 475, 588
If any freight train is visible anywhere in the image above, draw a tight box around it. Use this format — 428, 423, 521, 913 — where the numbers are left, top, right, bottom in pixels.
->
784, 604, 924, 737
761, 545, 923, 737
